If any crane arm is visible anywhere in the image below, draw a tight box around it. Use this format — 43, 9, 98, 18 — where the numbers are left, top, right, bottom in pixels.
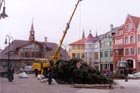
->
52, 0, 82, 63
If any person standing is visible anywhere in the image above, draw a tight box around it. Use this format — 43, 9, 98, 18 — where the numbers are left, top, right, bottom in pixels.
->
105, 68, 110, 77
7, 67, 14, 82
11, 67, 14, 81
124, 68, 128, 82
34, 69, 39, 77
48, 71, 53, 85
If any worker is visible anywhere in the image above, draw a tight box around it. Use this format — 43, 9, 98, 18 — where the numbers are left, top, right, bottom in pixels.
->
48, 70, 53, 85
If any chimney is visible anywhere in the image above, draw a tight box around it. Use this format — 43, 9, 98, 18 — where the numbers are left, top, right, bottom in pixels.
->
44, 37, 47, 43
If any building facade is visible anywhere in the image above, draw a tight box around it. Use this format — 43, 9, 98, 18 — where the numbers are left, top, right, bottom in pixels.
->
85, 31, 100, 69
113, 14, 140, 73
69, 32, 86, 61
113, 25, 124, 71
100, 31, 114, 71
123, 15, 139, 73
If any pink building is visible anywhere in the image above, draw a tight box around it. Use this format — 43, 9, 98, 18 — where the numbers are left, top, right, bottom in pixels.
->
123, 14, 140, 73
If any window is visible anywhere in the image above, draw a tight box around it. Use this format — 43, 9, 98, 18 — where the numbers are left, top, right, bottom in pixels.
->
125, 48, 129, 55
115, 50, 123, 55
100, 52, 103, 57
77, 46, 80, 49
138, 47, 140, 54
77, 53, 80, 59
110, 42, 113, 46
115, 39, 123, 45
130, 48, 134, 55
94, 52, 98, 60
104, 51, 108, 57
126, 23, 133, 32
110, 51, 113, 56
88, 52, 93, 61
138, 34, 140, 42
72, 46, 76, 49
118, 30, 123, 35
89, 44, 94, 48
81, 53, 85, 58
72, 53, 76, 58
104, 42, 110, 47
125, 37, 128, 44
130, 36, 134, 43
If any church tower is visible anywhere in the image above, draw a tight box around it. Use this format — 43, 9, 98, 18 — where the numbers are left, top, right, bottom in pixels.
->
29, 20, 35, 42
82, 29, 85, 39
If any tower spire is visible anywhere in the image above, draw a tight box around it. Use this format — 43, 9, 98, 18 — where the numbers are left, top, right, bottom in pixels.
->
29, 19, 35, 42
82, 29, 85, 39
96, 30, 98, 37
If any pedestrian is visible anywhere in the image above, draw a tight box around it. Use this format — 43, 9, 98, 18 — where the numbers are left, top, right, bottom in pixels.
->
7, 67, 14, 82
48, 71, 53, 85
34, 69, 39, 77
105, 68, 110, 77
11, 67, 14, 81
124, 68, 128, 82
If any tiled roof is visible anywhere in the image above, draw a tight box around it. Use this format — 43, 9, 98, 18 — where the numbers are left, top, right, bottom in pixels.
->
69, 38, 86, 45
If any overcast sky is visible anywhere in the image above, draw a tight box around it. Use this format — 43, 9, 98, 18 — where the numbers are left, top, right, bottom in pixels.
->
0, 0, 140, 49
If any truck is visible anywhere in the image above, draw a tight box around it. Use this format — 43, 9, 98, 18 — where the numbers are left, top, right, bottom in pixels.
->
32, 58, 50, 74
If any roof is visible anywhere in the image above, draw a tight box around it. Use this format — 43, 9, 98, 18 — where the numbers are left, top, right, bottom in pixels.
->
129, 15, 140, 28
69, 38, 86, 45
86, 32, 94, 42
0, 40, 69, 60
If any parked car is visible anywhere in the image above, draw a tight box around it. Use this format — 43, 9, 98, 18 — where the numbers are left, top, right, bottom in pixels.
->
24, 66, 32, 73
134, 72, 140, 78
128, 72, 140, 79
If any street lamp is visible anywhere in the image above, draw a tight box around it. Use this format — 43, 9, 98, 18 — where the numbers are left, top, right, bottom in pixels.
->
0, 0, 8, 19
5, 35, 13, 82
63, 44, 69, 61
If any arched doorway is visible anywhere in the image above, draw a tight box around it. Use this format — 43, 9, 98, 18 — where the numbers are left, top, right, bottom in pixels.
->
126, 59, 133, 74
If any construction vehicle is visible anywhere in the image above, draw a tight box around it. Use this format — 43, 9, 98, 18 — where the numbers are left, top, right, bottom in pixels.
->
32, 0, 82, 73
51, 0, 82, 63
32, 58, 50, 73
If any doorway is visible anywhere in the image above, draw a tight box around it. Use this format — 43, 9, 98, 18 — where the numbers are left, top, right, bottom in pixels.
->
126, 59, 133, 74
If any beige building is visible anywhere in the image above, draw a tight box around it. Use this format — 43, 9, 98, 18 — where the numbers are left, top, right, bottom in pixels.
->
69, 32, 86, 61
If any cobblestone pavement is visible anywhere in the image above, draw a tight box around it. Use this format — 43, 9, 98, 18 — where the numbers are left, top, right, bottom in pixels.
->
0, 74, 140, 93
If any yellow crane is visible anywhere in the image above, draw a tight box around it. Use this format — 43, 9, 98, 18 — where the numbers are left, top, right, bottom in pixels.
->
31, 0, 82, 74
52, 0, 82, 63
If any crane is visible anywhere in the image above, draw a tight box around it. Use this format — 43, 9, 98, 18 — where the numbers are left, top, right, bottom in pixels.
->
51, 0, 82, 63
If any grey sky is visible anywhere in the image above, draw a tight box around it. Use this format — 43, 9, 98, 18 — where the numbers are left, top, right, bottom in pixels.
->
0, 0, 140, 49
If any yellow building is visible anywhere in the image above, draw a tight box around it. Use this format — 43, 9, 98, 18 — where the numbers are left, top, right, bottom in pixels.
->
69, 37, 86, 61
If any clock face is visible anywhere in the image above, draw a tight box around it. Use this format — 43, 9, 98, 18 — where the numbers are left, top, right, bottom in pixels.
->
126, 23, 133, 32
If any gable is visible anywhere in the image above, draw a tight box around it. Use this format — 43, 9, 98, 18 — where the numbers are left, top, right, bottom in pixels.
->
124, 15, 140, 33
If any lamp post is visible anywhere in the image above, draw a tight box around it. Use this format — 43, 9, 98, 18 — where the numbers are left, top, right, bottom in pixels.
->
63, 44, 69, 61
5, 35, 13, 82
0, 0, 8, 19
